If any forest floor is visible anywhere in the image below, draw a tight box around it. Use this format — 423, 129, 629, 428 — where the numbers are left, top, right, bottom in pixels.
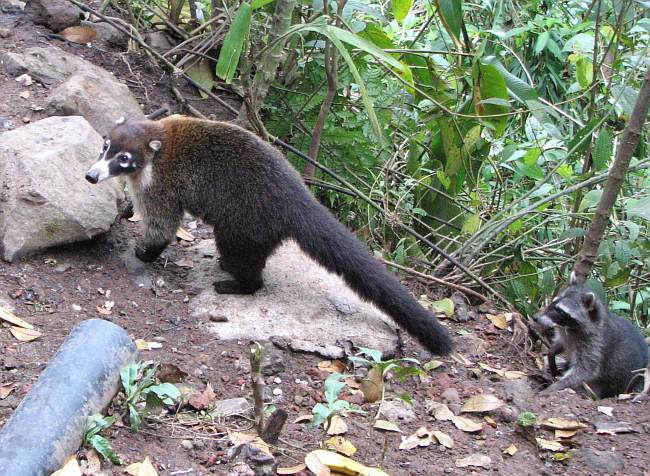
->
0, 2, 649, 475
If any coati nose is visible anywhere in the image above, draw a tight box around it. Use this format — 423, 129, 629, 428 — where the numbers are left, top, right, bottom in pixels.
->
85, 172, 99, 184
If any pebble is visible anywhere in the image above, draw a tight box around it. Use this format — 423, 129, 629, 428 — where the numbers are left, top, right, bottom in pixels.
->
272, 388, 282, 396
441, 387, 460, 405
181, 439, 193, 450
273, 377, 281, 384
71, 304, 82, 312
0, 28, 11, 38
294, 395, 304, 405
208, 310, 228, 322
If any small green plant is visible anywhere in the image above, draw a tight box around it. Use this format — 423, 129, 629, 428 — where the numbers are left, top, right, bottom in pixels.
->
84, 414, 120, 464
518, 411, 537, 428
349, 347, 425, 404
120, 361, 181, 430
311, 373, 365, 428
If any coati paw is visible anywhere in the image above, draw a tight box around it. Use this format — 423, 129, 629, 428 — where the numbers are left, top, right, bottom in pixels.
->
135, 244, 162, 262
213, 280, 259, 295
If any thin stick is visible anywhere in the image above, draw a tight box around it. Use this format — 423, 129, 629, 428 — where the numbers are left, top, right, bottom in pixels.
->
250, 342, 265, 434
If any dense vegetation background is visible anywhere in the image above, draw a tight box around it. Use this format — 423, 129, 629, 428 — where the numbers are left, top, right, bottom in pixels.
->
125, 0, 649, 327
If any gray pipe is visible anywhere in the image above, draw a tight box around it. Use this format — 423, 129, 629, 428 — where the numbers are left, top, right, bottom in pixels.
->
0, 319, 137, 475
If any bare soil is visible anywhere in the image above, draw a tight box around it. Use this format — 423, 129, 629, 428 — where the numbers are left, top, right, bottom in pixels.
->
1, 2, 649, 476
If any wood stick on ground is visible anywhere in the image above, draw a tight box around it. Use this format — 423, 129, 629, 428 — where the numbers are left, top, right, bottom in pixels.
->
250, 342, 265, 434
259, 409, 288, 444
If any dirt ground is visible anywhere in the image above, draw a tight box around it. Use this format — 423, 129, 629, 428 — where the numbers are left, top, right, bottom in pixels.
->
1, 2, 649, 476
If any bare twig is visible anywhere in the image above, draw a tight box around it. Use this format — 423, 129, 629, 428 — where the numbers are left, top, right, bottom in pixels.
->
250, 342, 265, 434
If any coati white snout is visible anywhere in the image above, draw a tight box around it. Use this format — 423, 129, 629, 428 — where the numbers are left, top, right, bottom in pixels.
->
85, 116, 453, 355
534, 272, 648, 398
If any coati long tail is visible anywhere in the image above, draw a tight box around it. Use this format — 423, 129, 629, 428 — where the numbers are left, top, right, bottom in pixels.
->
292, 202, 453, 356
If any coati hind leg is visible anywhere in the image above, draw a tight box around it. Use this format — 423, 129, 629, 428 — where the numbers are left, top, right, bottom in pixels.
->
213, 230, 271, 294
135, 205, 183, 262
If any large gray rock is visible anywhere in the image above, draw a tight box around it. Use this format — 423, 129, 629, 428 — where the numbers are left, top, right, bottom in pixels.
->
24, 0, 80, 32
0, 116, 124, 262
189, 241, 399, 357
1, 47, 144, 134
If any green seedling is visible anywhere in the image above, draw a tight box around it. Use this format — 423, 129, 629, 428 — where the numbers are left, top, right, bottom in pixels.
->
311, 373, 366, 428
518, 411, 537, 428
84, 414, 120, 464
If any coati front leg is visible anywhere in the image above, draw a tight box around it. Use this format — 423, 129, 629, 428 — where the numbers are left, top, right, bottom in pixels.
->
213, 229, 270, 294
135, 206, 183, 262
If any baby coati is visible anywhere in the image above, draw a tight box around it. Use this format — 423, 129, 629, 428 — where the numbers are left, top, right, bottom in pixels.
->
85, 116, 453, 355
534, 273, 648, 398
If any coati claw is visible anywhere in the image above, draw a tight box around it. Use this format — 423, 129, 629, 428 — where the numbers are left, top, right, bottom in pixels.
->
135, 244, 163, 262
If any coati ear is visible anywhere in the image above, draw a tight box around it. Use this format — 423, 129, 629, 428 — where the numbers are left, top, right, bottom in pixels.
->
582, 292, 596, 311
569, 270, 579, 286
149, 140, 162, 152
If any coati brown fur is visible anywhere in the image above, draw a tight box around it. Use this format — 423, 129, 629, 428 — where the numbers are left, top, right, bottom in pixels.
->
85, 116, 453, 355
533, 272, 648, 398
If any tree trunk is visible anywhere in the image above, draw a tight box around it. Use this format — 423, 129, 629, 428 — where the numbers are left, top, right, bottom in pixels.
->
572, 65, 650, 283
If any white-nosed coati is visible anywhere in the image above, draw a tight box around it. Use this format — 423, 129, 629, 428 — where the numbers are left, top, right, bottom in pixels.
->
85, 116, 453, 355
533, 272, 648, 398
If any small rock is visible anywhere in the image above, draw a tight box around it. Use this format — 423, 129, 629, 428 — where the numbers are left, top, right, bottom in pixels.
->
441, 387, 460, 405
71, 304, 82, 312
450, 291, 472, 322
209, 310, 229, 322
578, 449, 625, 473
54, 263, 71, 273
193, 439, 205, 450
145, 31, 174, 52
328, 295, 356, 314
273, 377, 281, 384
293, 395, 304, 406
210, 397, 251, 418
260, 342, 285, 376
81, 20, 126, 46
503, 379, 536, 412
272, 388, 282, 396
0, 28, 11, 39
24, 0, 81, 31
378, 399, 416, 422
229, 442, 276, 476
181, 439, 193, 450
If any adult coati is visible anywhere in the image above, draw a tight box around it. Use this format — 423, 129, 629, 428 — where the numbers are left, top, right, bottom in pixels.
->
85, 116, 453, 355
533, 273, 648, 398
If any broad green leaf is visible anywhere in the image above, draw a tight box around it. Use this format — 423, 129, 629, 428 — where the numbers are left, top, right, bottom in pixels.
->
482, 57, 538, 102
251, 0, 275, 8
186, 58, 214, 98
578, 189, 603, 211
610, 85, 639, 119
358, 22, 395, 50
476, 63, 509, 135
440, 118, 462, 175
120, 363, 139, 395
88, 434, 121, 464
392, 0, 413, 23
563, 33, 595, 53
431, 298, 455, 317
478, 98, 511, 107
435, 0, 462, 41
592, 128, 613, 171
215, 3, 252, 83
358, 347, 383, 362
462, 213, 481, 234
534, 31, 549, 55
437, 170, 451, 189
567, 118, 600, 157
147, 383, 181, 401
626, 196, 650, 221
576, 57, 593, 89
523, 148, 541, 166
326, 25, 406, 72
517, 162, 544, 180
324, 373, 348, 405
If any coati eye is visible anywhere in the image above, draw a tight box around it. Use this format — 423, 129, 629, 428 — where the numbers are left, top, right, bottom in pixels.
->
119, 153, 131, 162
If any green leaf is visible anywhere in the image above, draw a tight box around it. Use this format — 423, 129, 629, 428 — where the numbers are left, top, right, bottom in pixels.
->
392, 0, 413, 23
435, 0, 462, 41
477, 63, 509, 135
128, 404, 142, 430
324, 373, 348, 405
358, 347, 383, 363
592, 128, 613, 171
567, 118, 599, 157
579, 189, 603, 211
462, 213, 481, 234
431, 298, 455, 317
325, 25, 406, 72
534, 31, 549, 55
215, 3, 252, 83
120, 363, 139, 396
576, 57, 593, 89
358, 22, 396, 50
437, 170, 451, 189
251, 0, 275, 9
482, 57, 538, 102
186, 58, 214, 98
146, 383, 181, 402
311, 403, 331, 427
440, 117, 462, 175
626, 196, 650, 221
563, 33, 595, 53
88, 434, 121, 465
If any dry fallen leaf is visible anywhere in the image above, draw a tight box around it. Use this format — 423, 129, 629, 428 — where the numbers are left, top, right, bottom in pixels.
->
536, 438, 565, 451
427, 401, 455, 421
484, 416, 497, 428
555, 429, 577, 439
486, 313, 510, 330
19, 90, 30, 99
0, 307, 33, 329
360, 366, 383, 403
0, 383, 16, 400
293, 414, 313, 424
478, 363, 527, 380
504, 444, 518, 456
188, 383, 216, 410
326, 415, 348, 435
95, 305, 112, 316
455, 454, 491, 468
399, 427, 433, 450
9, 326, 41, 342
326, 436, 357, 457
51, 456, 82, 476
432, 430, 454, 448
373, 419, 402, 433
461, 394, 505, 413
157, 363, 186, 383
451, 415, 484, 433
228, 431, 272, 456
176, 227, 195, 242
134, 339, 162, 351
277, 463, 307, 475
59, 25, 97, 44
305, 450, 389, 476
318, 360, 346, 373
595, 421, 637, 435
450, 352, 473, 366
125, 456, 158, 476
597, 406, 614, 417
84, 449, 101, 475
540, 417, 587, 431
